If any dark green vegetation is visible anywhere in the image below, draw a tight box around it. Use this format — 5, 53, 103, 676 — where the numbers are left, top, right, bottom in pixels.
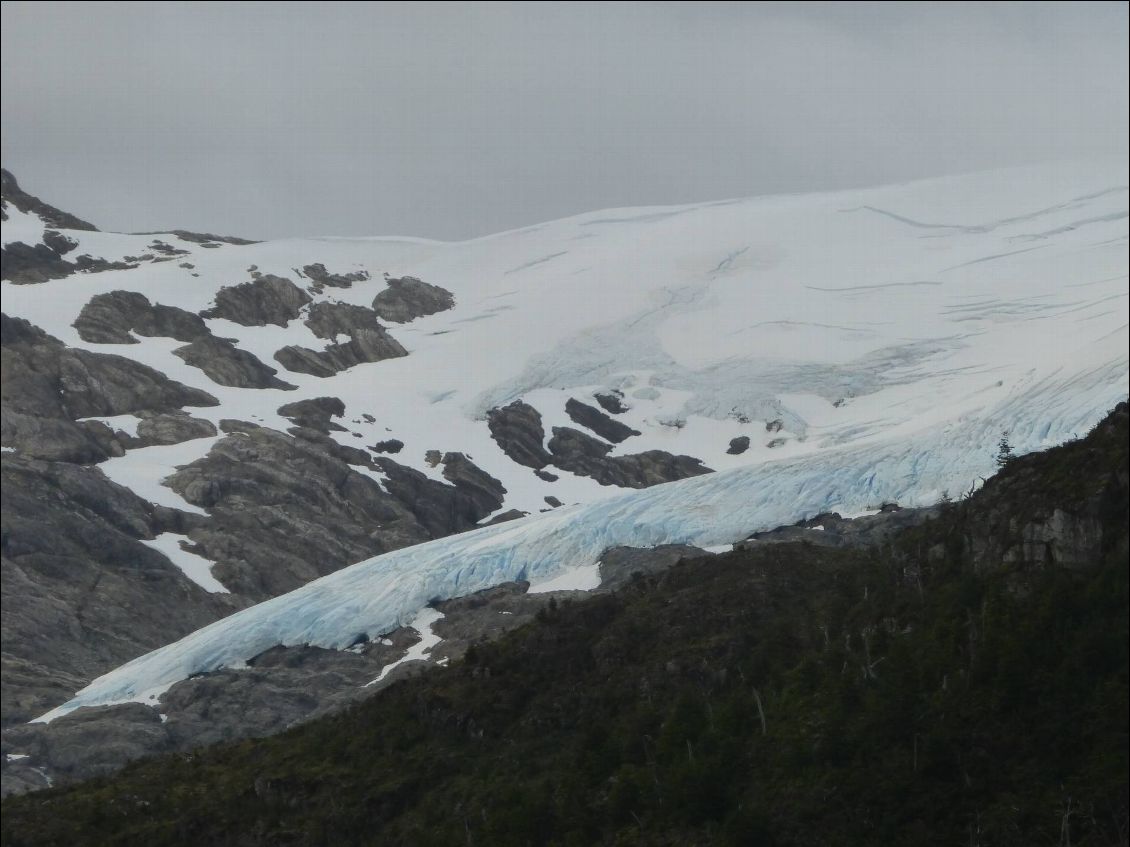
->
3, 404, 1127, 847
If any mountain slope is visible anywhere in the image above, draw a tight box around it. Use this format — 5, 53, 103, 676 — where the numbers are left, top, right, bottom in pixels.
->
1, 162, 1127, 727
3, 402, 1125, 847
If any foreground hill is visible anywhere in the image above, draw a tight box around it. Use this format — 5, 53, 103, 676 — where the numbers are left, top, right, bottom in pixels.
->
2, 402, 1125, 845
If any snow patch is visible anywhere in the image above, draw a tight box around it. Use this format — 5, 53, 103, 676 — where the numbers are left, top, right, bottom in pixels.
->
364, 606, 446, 686
141, 533, 229, 594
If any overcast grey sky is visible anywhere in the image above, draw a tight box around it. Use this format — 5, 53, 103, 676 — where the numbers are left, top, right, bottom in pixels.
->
2, 2, 1127, 241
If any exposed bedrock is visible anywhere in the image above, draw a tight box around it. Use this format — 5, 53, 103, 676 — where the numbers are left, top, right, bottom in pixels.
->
440, 452, 509, 519
487, 399, 711, 487
370, 438, 404, 454
277, 397, 347, 433
547, 426, 712, 488
173, 336, 297, 390
739, 507, 933, 550
1, 169, 97, 232
593, 389, 629, 414
1, 170, 106, 284
0, 454, 238, 726
486, 400, 552, 469
598, 544, 714, 590
158, 229, 257, 246
301, 263, 369, 290
163, 427, 435, 600
273, 302, 408, 377
727, 435, 751, 455
1, 238, 139, 283
371, 276, 455, 323
0, 240, 76, 284
565, 397, 640, 443
73, 290, 210, 344
287, 426, 379, 469
302, 302, 393, 344
374, 452, 506, 538
200, 275, 312, 327
119, 412, 218, 448
1, 314, 218, 462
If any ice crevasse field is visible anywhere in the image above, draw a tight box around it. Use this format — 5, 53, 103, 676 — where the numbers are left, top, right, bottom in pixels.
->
3, 160, 1126, 717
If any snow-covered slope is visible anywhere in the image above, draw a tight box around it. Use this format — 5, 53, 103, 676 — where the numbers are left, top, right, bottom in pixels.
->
3, 160, 1127, 719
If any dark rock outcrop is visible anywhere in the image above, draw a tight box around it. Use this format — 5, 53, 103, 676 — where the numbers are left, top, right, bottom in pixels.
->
441, 452, 508, 519
739, 507, 941, 551
70, 255, 138, 274
277, 397, 347, 433
547, 426, 712, 488
121, 412, 218, 448
173, 336, 296, 390
484, 509, 527, 525
1, 169, 97, 232
73, 291, 210, 344
301, 263, 369, 290
131, 230, 258, 246
488, 400, 705, 487
302, 302, 386, 344
201, 275, 311, 327
371, 276, 455, 323
0, 172, 114, 283
271, 347, 339, 378
163, 428, 433, 600
727, 436, 750, 455
374, 453, 506, 538
287, 426, 377, 468
565, 397, 640, 444
370, 439, 404, 454
593, 390, 629, 414
1, 315, 218, 462
41, 230, 78, 256
146, 239, 190, 257
0, 241, 75, 284
486, 401, 552, 469
598, 544, 713, 590
2, 236, 145, 284
273, 302, 408, 378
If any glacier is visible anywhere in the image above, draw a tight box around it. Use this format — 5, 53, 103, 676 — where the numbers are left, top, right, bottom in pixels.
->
38, 356, 1126, 722
3, 158, 1125, 720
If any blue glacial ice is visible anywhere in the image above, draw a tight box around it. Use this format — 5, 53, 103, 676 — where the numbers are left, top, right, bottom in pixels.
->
39, 360, 1128, 722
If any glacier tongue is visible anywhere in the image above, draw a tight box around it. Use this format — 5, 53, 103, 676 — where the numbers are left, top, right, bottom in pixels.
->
37, 357, 1127, 723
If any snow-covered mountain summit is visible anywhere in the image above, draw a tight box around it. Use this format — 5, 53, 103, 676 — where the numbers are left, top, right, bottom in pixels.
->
2, 160, 1127, 724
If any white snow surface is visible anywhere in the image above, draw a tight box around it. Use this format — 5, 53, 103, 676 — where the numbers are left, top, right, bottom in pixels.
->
3, 160, 1127, 720
365, 606, 446, 686
140, 533, 230, 594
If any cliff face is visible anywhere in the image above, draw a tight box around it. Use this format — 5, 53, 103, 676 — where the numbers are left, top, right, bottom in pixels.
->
906, 402, 1129, 577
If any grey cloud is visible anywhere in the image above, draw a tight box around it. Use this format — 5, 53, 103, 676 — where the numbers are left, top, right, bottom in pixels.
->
2, 1, 1127, 241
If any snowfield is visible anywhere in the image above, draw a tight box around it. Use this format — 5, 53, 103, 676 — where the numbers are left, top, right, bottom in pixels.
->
2, 159, 1126, 720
